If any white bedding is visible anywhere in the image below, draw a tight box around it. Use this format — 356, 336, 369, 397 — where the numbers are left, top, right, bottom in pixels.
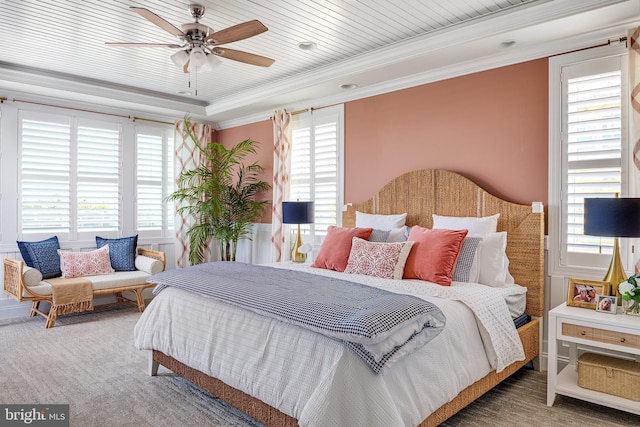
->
134, 266, 526, 427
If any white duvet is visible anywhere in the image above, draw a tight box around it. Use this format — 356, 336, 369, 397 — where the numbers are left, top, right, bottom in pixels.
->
134, 265, 526, 427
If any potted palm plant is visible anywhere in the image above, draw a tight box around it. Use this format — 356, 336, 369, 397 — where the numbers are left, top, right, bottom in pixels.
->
168, 119, 270, 264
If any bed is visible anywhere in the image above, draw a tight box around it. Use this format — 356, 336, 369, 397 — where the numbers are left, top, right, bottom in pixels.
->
134, 168, 544, 427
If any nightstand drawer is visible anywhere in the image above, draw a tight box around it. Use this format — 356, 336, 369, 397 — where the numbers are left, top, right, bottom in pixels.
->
562, 323, 640, 350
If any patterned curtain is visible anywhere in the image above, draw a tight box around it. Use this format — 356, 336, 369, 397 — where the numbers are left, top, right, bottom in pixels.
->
630, 28, 640, 174
629, 27, 640, 272
174, 119, 213, 267
271, 110, 292, 262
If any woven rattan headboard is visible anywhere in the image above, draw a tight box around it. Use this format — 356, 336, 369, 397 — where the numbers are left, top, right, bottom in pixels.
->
342, 169, 544, 318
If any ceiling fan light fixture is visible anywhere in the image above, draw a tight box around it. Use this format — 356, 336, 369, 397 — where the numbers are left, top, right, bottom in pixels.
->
171, 50, 189, 67
189, 47, 207, 67
201, 53, 222, 72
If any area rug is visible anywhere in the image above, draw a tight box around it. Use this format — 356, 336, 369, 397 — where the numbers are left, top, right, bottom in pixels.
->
1, 306, 638, 426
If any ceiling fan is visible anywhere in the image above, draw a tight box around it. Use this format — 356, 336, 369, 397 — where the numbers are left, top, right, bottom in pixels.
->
106, 3, 275, 72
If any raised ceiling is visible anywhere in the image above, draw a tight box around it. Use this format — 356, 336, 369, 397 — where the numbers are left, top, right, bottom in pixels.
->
0, 0, 639, 127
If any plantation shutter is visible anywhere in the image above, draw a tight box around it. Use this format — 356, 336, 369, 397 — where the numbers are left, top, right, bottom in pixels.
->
136, 126, 174, 236
290, 105, 344, 247
20, 114, 72, 236
562, 58, 624, 267
76, 122, 120, 233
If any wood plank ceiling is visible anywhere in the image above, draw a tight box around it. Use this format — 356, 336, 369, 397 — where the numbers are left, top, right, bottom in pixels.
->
0, 0, 638, 124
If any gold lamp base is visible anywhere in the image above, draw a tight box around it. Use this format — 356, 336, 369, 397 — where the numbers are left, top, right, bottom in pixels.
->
604, 237, 626, 305
291, 223, 306, 263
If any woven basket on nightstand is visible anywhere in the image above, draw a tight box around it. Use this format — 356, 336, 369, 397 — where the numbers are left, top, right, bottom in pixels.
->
577, 353, 640, 401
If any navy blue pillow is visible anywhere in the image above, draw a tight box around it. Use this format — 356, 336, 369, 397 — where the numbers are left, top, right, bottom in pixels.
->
96, 235, 138, 271
17, 236, 62, 279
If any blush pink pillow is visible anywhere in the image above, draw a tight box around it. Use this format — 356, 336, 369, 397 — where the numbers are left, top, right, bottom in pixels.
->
58, 245, 114, 278
403, 226, 468, 286
311, 226, 373, 272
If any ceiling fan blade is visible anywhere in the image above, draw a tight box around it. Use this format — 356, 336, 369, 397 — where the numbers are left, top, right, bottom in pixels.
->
205, 20, 267, 45
105, 42, 183, 48
130, 7, 185, 37
213, 47, 275, 67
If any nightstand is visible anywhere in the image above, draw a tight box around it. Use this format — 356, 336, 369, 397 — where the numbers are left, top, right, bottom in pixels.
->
547, 303, 640, 414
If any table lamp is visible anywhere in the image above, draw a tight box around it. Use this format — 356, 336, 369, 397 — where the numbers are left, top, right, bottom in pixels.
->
584, 197, 640, 300
282, 201, 314, 263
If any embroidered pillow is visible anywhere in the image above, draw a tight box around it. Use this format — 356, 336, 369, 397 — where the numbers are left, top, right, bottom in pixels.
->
345, 237, 414, 279
403, 226, 468, 286
311, 226, 373, 272
96, 235, 138, 271
17, 236, 62, 279
58, 245, 114, 278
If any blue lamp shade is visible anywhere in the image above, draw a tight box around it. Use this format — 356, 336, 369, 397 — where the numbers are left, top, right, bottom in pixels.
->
282, 201, 314, 224
584, 198, 640, 237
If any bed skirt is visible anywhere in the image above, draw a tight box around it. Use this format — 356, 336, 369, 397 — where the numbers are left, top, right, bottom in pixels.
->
152, 318, 540, 427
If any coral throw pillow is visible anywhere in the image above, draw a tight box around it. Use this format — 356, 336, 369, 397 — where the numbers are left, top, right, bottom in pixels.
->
403, 226, 468, 286
344, 237, 414, 279
58, 245, 114, 278
311, 226, 373, 272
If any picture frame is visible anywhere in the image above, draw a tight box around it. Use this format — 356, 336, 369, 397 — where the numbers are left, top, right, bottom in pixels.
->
567, 278, 611, 309
595, 295, 618, 314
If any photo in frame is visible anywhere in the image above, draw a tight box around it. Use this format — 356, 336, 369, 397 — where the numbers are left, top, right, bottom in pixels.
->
567, 278, 611, 309
595, 295, 617, 314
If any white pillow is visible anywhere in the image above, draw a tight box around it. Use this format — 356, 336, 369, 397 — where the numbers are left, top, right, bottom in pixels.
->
135, 255, 164, 275
22, 265, 43, 287
432, 213, 500, 234
355, 211, 407, 231
469, 232, 511, 286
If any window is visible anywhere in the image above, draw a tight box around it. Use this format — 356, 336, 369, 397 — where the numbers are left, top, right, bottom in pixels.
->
20, 112, 121, 240
135, 125, 174, 237
289, 105, 344, 247
17, 107, 175, 243
549, 46, 630, 276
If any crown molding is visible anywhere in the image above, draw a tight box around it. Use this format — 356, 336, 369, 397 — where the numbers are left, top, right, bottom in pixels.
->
215, 9, 638, 130
207, 0, 635, 122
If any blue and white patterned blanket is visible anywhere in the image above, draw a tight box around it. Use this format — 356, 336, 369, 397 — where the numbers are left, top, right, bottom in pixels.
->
150, 262, 446, 373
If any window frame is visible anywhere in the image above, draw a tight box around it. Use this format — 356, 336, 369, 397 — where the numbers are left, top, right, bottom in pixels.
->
289, 104, 345, 252
548, 44, 633, 279
15, 104, 175, 244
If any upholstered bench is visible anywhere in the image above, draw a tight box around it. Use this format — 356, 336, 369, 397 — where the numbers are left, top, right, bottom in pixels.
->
3, 248, 165, 328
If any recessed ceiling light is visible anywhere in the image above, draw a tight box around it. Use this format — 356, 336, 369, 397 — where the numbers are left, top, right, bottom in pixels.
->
298, 41, 317, 51
176, 90, 192, 96
500, 40, 516, 48
339, 83, 358, 89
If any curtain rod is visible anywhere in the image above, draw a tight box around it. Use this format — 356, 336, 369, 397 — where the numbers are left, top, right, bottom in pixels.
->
271, 102, 341, 120
2, 97, 173, 125
551, 36, 627, 57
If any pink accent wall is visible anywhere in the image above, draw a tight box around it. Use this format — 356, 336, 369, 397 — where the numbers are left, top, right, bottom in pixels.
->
345, 58, 548, 207
215, 120, 273, 223
216, 58, 549, 224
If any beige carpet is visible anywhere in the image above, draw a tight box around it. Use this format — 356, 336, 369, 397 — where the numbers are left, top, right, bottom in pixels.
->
1, 306, 639, 427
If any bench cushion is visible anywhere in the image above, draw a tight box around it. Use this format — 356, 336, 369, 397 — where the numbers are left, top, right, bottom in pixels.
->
27, 271, 152, 296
